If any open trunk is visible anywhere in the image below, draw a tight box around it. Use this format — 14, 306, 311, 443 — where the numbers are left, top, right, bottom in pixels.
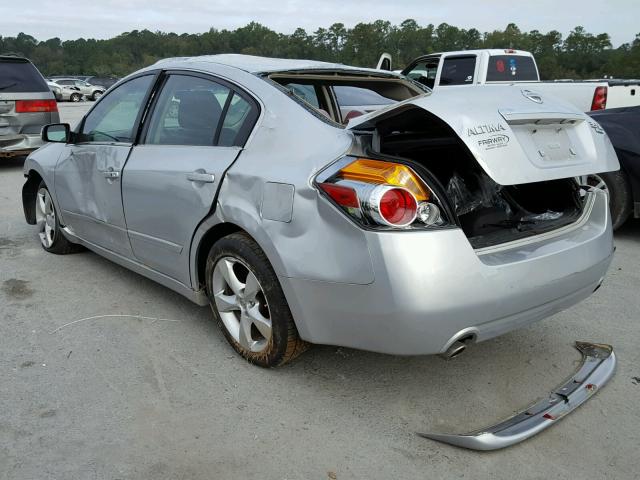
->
363, 107, 584, 247
348, 87, 619, 248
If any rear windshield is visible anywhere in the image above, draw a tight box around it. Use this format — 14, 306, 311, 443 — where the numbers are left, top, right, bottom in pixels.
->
0, 59, 49, 92
486, 55, 539, 82
333, 86, 396, 106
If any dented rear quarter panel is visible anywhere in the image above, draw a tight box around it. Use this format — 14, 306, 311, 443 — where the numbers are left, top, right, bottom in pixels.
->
180, 60, 375, 287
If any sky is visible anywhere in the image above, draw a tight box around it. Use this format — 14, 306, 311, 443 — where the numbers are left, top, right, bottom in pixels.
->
1, 0, 637, 47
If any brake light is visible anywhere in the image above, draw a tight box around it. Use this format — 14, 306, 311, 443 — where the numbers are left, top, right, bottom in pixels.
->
318, 183, 360, 209
15, 99, 58, 113
316, 157, 448, 230
375, 186, 418, 226
590, 86, 607, 111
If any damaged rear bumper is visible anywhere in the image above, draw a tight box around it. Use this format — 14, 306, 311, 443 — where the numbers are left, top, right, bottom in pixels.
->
420, 341, 616, 450
0, 133, 43, 158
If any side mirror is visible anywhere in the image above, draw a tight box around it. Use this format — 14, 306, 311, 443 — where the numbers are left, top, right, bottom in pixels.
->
42, 123, 71, 143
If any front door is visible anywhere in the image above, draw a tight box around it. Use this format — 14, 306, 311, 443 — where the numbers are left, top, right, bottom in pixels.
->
122, 73, 259, 285
54, 74, 156, 258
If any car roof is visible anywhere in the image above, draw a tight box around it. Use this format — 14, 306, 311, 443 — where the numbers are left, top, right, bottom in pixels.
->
152, 53, 398, 76
0, 54, 30, 62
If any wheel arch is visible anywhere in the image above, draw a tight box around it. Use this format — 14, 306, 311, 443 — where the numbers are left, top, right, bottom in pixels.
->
189, 216, 288, 294
22, 169, 44, 224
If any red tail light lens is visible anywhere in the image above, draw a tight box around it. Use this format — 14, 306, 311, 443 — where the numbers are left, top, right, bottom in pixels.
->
318, 183, 360, 209
376, 187, 417, 226
15, 99, 58, 113
590, 86, 607, 111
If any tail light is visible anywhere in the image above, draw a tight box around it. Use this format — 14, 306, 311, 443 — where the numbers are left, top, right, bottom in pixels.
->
316, 157, 449, 230
15, 100, 58, 113
590, 86, 607, 111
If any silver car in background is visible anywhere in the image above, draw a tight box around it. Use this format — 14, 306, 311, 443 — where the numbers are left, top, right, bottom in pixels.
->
23, 55, 617, 369
1, 55, 60, 158
49, 77, 105, 101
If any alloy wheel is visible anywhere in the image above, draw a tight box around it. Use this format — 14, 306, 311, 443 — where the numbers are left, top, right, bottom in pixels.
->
212, 256, 272, 353
35, 188, 56, 248
577, 174, 608, 195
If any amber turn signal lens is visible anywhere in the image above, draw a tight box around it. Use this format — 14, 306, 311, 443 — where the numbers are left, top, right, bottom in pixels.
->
338, 159, 430, 201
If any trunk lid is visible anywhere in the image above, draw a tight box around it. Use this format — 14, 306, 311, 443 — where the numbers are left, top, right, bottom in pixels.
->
348, 85, 619, 185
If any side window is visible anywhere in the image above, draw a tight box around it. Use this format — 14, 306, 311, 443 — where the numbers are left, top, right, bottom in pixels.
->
439, 56, 476, 86
80, 75, 153, 143
283, 83, 320, 108
145, 75, 231, 146
218, 93, 259, 147
405, 60, 439, 89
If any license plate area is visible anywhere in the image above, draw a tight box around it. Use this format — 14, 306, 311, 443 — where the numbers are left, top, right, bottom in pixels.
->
511, 124, 585, 169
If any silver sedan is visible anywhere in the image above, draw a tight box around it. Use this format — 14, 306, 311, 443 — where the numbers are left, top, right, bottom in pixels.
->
23, 54, 618, 368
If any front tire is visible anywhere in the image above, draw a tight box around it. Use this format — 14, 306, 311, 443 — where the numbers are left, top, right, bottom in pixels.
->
205, 232, 308, 367
91, 90, 103, 101
35, 183, 82, 254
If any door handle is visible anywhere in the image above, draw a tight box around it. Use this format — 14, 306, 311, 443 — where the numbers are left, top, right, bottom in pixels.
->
103, 170, 120, 179
186, 172, 215, 183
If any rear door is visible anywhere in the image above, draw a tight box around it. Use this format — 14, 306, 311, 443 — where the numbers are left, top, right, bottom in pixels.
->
54, 74, 156, 257
121, 72, 259, 285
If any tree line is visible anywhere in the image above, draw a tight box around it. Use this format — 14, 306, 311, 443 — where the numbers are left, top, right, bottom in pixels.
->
1, 21, 639, 80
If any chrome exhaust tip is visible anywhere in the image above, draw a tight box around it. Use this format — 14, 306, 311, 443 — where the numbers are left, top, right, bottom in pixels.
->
439, 340, 467, 360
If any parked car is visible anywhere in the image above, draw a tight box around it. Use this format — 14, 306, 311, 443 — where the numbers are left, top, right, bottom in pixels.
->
47, 80, 84, 102
46, 81, 62, 101
0, 55, 59, 159
86, 76, 120, 90
586, 106, 640, 229
23, 55, 617, 369
378, 49, 609, 112
49, 78, 105, 101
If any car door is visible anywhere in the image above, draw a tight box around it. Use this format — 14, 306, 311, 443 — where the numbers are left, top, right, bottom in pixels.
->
121, 72, 259, 285
54, 74, 156, 257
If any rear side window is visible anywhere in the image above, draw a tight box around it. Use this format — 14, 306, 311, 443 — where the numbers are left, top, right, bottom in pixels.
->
283, 83, 320, 108
146, 75, 231, 146
145, 74, 259, 147
439, 56, 476, 86
0, 59, 49, 93
218, 93, 259, 147
486, 55, 539, 82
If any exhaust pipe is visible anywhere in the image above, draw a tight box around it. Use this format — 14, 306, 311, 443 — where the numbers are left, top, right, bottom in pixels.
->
439, 340, 467, 360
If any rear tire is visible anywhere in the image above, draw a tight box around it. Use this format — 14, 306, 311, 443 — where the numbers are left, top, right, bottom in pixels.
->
70, 93, 81, 102
578, 171, 632, 230
205, 232, 308, 367
35, 182, 83, 255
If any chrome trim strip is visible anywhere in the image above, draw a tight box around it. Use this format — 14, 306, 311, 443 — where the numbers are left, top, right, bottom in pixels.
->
419, 341, 616, 451
475, 191, 597, 256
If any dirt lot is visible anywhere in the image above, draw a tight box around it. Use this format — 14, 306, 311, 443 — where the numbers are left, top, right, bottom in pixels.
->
1, 103, 639, 479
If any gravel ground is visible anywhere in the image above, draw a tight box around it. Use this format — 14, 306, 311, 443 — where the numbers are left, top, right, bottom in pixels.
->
1, 103, 639, 479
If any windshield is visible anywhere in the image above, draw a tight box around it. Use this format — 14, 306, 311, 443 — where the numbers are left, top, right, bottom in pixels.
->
486, 55, 539, 82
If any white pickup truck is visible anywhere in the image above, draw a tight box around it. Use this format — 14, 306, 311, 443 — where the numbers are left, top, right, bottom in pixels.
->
377, 49, 609, 112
